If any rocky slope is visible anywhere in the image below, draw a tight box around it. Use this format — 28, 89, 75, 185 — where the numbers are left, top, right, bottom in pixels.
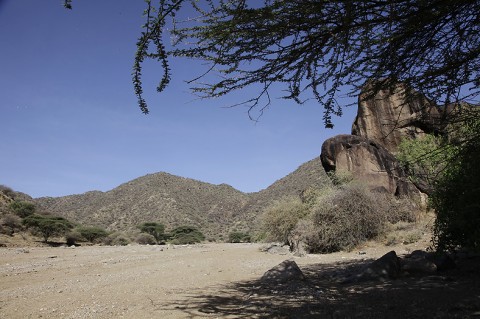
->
34, 157, 331, 240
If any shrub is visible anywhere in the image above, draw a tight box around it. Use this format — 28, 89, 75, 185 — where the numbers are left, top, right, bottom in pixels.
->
431, 127, 480, 252
9, 200, 36, 218
306, 184, 387, 253
138, 222, 166, 243
0, 214, 22, 235
0, 185, 15, 199
169, 226, 204, 245
76, 226, 108, 243
261, 196, 307, 246
65, 230, 83, 246
135, 233, 157, 245
23, 214, 74, 243
228, 231, 251, 243
104, 232, 131, 246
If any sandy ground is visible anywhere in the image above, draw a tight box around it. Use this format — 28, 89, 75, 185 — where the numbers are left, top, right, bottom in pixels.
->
1, 241, 479, 319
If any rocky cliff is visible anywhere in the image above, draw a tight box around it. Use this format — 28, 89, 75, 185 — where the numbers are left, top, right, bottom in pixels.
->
321, 82, 444, 197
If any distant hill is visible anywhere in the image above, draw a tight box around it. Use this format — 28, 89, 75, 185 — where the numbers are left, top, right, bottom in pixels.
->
34, 157, 331, 240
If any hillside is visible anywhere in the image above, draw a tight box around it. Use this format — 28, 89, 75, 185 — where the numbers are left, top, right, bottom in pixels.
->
34, 157, 331, 240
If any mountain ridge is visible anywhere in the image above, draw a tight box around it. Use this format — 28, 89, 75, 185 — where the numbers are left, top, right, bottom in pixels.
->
33, 157, 331, 240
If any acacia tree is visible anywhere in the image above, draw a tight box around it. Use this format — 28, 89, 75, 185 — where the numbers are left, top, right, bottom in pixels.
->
66, 0, 479, 127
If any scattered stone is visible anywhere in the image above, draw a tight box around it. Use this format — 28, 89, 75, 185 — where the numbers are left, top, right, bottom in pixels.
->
261, 260, 305, 284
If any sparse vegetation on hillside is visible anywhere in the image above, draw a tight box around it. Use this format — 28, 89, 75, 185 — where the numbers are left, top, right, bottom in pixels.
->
9, 200, 36, 218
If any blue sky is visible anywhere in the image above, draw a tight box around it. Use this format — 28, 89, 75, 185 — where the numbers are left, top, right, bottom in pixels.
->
0, 0, 356, 198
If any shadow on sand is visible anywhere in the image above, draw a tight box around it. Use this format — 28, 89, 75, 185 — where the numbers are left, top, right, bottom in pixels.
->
152, 258, 480, 318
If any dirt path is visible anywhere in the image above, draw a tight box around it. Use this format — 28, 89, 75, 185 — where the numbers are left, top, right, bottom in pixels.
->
1, 242, 478, 318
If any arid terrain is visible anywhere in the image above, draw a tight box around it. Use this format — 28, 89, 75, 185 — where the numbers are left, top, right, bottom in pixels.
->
1, 236, 479, 319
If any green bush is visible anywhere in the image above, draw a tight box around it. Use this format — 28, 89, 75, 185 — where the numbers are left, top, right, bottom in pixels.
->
23, 214, 74, 243
431, 127, 480, 252
9, 200, 36, 218
138, 222, 166, 243
76, 226, 109, 243
0, 185, 15, 199
169, 226, 204, 245
228, 231, 251, 243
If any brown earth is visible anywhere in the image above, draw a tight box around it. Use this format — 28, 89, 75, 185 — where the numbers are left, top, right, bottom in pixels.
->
1, 236, 479, 319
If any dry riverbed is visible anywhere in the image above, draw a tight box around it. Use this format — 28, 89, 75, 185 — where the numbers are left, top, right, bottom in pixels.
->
1, 241, 479, 318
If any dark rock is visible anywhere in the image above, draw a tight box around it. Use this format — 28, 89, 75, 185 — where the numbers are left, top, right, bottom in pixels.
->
261, 260, 305, 284
360, 251, 402, 281
433, 254, 456, 271
320, 135, 417, 196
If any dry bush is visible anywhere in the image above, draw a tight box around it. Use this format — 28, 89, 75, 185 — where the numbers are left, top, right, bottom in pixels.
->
103, 232, 131, 246
261, 196, 307, 245
135, 233, 157, 245
305, 184, 388, 253
0, 214, 22, 235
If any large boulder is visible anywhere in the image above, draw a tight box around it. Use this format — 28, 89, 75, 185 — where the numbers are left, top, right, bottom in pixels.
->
321, 134, 417, 196
351, 82, 442, 154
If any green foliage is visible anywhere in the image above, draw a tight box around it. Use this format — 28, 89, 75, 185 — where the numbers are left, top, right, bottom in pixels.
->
228, 231, 251, 243
76, 226, 108, 243
23, 214, 74, 243
9, 200, 36, 218
169, 226, 205, 245
397, 134, 456, 193
67, 1, 479, 126
138, 222, 166, 243
431, 118, 480, 252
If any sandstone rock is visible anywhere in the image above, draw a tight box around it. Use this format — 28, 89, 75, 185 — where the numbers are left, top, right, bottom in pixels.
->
260, 260, 305, 284
321, 134, 417, 196
351, 82, 442, 154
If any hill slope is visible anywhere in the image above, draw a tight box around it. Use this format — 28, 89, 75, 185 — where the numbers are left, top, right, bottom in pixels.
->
34, 157, 331, 240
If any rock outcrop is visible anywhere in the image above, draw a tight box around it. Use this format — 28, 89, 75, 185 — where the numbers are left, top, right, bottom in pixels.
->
321, 135, 415, 196
352, 82, 442, 153
320, 81, 444, 197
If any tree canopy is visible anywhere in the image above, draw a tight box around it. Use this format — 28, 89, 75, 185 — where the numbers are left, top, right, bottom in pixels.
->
66, 0, 479, 127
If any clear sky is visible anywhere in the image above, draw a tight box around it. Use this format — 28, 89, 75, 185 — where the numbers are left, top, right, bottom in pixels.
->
0, 0, 357, 198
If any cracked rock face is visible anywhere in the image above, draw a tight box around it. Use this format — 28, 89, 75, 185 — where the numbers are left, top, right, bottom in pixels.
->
319, 82, 446, 197
351, 82, 442, 154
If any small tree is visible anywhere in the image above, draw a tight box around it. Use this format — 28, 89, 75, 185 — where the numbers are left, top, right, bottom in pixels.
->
169, 226, 205, 245
228, 231, 251, 243
9, 200, 35, 218
23, 214, 73, 243
138, 222, 166, 243
76, 226, 108, 243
